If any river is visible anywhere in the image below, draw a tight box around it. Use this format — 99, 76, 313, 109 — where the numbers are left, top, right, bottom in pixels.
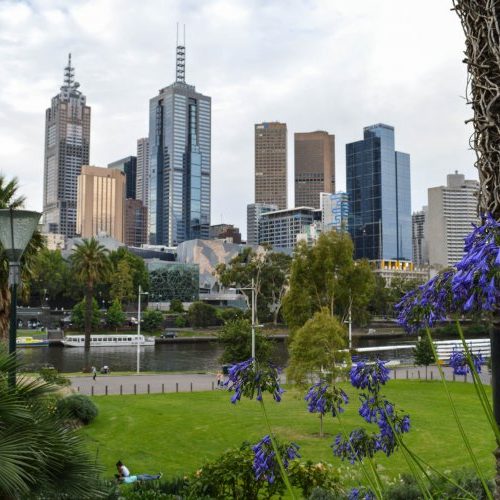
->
16, 333, 422, 373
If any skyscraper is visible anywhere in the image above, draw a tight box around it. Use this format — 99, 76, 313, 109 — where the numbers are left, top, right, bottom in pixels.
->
295, 131, 335, 208
43, 54, 91, 238
136, 137, 149, 205
76, 166, 125, 242
148, 37, 211, 246
125, 198, 148, 247
426, 172, 479, 267
346, 124, 411, 261
412, 207, 428, 266
255, 122, 287, 210
108, 156, 137, 199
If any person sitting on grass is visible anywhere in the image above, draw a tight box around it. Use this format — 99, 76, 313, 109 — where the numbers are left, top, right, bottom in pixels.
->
115, 460, 130, 479
119, 472, 163, 484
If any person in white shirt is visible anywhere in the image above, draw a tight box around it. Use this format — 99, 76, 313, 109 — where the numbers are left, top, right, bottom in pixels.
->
115, 460, 130, 479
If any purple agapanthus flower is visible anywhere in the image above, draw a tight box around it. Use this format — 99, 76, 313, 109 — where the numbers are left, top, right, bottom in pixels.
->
305, 381, 349, 416
349, 487, 375, 500
350, 360, 390, 393
332, 428, 377, 464
396, 214, 500, 333
224, 358, 284, 404
252, 435, 300, 483
449, 350, 484, 376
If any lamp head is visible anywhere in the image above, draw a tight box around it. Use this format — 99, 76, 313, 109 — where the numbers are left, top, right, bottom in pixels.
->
0, 209, 42, 262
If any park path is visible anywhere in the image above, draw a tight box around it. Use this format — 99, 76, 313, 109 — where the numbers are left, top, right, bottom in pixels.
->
69, 365, 491, 397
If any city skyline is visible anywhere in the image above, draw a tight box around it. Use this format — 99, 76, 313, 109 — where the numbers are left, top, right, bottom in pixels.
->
0, 0, 476, 239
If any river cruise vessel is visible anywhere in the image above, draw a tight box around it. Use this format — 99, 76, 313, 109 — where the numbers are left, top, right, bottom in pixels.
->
61, 334, 155, 348
16, 336, 49, 347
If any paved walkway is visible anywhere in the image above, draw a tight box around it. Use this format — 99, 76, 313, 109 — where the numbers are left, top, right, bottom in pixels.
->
70, 365, 491, 396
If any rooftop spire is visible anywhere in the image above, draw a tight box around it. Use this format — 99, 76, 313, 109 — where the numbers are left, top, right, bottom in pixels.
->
176, 23, 185, 83
64, 53, 75, 87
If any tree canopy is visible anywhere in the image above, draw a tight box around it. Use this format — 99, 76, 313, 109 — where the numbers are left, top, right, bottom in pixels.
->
282, 231, 375, 332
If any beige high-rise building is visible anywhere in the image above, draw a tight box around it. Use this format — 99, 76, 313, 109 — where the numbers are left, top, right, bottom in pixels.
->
295, 131, 335, 208
255, 122, 287, 210
76, 166, 125, 242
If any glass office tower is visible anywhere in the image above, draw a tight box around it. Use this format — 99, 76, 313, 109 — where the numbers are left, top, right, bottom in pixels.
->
148, 42, 211, 246
346, 124, 411, 261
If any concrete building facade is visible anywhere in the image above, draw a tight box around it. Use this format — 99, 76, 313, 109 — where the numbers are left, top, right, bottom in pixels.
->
148, 41, 211, 246
412, 207, 428, 266
294, 131, 335, 208
255, 122, 287, 210
246, 203, 278, 245
43, 54, 91, 238
426, 172, 479, 268
259, 207, 317, 250
108, 156, 137, 199
136, 137, 149, 205
76, 166, 125, 242
346, 124, 411, 261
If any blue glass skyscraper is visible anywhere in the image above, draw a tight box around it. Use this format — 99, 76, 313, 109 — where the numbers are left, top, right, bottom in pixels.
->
346, 124, 411, 261
148, 39, 211, 245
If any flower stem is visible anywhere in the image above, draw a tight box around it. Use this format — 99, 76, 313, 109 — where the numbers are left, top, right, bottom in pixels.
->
259, 399, 296, 499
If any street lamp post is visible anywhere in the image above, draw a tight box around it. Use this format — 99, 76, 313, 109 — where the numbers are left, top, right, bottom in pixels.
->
235, 278, 259, 360
0, 208, 41, 387
136, 284, 148, 374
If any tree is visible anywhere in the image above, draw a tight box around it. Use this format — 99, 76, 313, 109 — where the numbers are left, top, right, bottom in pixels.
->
218, 318, 274, 364
109, 247, 149, 301
0, 353, 106, 498
188, 301, 219, 327
170, 298, 184, 313
107, 299, 126, 331
142, 309, 164, 332
216, 248, 291, 323
282, 231, 375, 333
71, 299, 101, 331
70, 238, 110, 349
413, 336, 436, 380
110, 259, 134, 305
287, 308, 350, 386
0, 175, 45, 340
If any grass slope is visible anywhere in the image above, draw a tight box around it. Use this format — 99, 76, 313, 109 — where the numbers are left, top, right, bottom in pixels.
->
81, 380, 494, 481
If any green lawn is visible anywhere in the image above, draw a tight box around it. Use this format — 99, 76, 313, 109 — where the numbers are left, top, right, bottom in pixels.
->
81, 380, 495, 483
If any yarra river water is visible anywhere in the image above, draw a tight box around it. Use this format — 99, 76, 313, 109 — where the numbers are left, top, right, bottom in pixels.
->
16, 335, 417, 373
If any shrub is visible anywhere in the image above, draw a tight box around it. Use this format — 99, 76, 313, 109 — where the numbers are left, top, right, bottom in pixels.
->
174, 315, 187, 328
288, 461, 341, 498
56, 394, 98, 425
169, 298, 184, 313
38, 366, 70, 386
187, 302, 219, 327
142, 309, 164, 332
216, 307, 244, 323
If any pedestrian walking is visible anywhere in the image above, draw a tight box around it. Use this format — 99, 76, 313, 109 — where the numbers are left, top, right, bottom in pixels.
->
91, 366, 97, 381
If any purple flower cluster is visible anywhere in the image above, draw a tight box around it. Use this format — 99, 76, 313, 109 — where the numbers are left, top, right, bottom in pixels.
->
396, 214, 500, 333
252, 435, 300, 483
349, 487, 375, 500
449, 350, 484, 375
224, 358, 284, 404
350, 360, 390, 393
333, 360, 410, 462
305, 381, 349, 416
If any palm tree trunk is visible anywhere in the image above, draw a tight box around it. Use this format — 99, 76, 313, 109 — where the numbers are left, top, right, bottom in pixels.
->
84, 285, 93, 350
0, 286, 11, 341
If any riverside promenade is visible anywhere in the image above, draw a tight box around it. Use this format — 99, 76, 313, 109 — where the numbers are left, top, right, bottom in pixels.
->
70, 365, 491, 396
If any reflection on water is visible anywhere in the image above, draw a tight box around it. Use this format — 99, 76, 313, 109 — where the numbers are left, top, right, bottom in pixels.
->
18, 341, 290, 373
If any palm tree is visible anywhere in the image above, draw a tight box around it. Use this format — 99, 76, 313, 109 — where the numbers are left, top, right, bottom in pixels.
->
0, 352, 107, 498
70, 238, 110, 349
0, 175, 45, 341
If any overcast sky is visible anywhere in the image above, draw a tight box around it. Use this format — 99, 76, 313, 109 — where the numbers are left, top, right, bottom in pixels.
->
0, 0, 475, 239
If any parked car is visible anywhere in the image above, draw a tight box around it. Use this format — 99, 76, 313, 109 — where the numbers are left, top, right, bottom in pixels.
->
160, 331, 177, 339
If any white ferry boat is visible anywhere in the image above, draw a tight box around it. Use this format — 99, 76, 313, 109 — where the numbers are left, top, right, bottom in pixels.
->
61, 334, 155, 348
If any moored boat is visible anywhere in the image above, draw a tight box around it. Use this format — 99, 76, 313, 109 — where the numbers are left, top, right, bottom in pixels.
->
61, 334, 155, 348
16, 336, 49, 347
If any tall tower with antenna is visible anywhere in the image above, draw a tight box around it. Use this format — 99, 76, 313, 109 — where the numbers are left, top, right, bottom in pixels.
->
43, 54, 91, 239
148, 27, 211, 246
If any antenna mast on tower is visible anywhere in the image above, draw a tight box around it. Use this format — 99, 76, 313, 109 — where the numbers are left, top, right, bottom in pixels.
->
176, 23, 186, 83
64, 53, 75, 87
